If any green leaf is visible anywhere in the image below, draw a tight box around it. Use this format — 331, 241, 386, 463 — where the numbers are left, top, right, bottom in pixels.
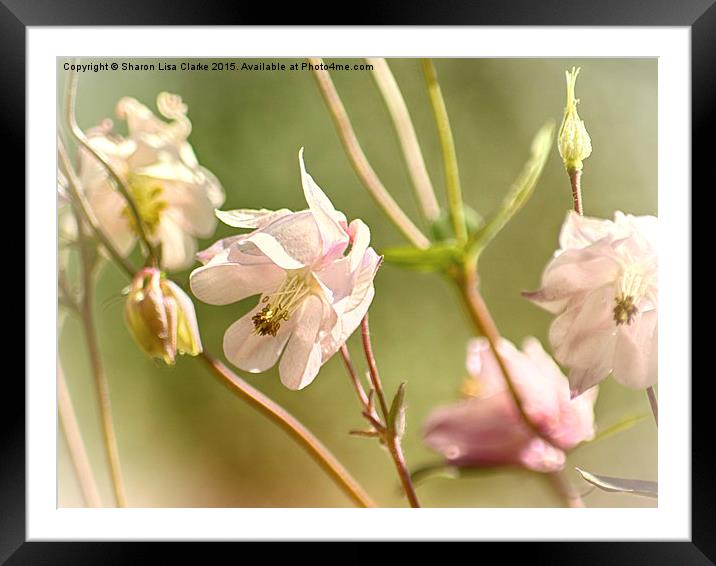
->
575, 468, 658, 498
381, 243, 462, 272
470, 121, 555, 256
591, 413, 650, 444
410, 463, 461, 486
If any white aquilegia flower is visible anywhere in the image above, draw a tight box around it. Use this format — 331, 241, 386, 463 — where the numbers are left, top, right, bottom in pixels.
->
76, 93, 225, 271
524, 211, 657, 396
190, 149, 381, 390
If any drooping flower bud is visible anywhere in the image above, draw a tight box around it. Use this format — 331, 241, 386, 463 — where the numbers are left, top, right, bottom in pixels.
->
558, 67, 592, 173
124, 268, 202, 365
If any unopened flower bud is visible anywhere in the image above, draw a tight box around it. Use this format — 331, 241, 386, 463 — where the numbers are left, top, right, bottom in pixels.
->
124, 268, 202, 365
558, 67, 592, 172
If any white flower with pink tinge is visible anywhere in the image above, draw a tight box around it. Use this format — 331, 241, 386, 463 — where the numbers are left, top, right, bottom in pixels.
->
76, 93, 225, 272
423, 337, 598, 473
190, 149, 380, 390
524, 211, 657, 397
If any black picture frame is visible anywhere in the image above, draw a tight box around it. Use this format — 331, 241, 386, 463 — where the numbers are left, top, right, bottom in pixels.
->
7, 0, 707, 561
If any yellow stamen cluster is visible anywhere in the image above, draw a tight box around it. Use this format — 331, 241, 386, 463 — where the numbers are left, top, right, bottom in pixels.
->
252, 275, 312, 337
613, 267, 647, 326
123, 175, 168, 235
613, 295, 638, 326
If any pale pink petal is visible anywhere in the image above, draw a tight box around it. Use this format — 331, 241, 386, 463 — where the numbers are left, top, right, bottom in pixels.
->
550, 285, 615, 365
558, 210, 616, 250
196, 235, 246, 265
190, 259, 284, 305
246, 211, 322, 269
278, 295, 325, 390
423, 396, 536, 469
518, 438, 567, 473
155, 217, 197, 271
86, 184, 135, 257
161, 180, 219, 238
298, 148, 349, 257
551, 386, 598, 450
347, 219, 371, 272
612, 310, 658, 389
215, 208, 293, 229
568, 365, 611, 399
524, 240, 621, 314
223, 303, 296, 373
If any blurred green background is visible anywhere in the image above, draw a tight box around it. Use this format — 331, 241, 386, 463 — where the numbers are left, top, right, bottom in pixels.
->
58, 58, 657, 508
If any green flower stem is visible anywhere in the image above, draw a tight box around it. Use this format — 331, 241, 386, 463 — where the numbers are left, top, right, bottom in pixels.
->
368, 57, 441, 222
75, 210, 128, 507
359, 316, 421, 508
309, 57, 431, 249
58, 364, 103, 508
421, 59, 467, 244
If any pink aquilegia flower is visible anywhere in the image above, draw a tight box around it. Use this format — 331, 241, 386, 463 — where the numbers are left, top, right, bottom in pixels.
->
423, 337, 598, 473
524, 211, 657, 396
76, 93, 225, 271
190, 149, 381, 390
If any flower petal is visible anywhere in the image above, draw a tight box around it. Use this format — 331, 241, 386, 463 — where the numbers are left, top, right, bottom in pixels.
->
160, 179, 220, 238
525, 239, 621, 314
246, 211, 322, 269
423, 396, 536, 469
518, 438, 567, 473
155, 216, 197, 271
215, 208, 293, 229
190, 257, 284, 306
559, 210, 616, 250
223, 303, 296, 373
278, 295, 324, 390
612, 310, 658, 389
347, 219, 371, 272
196, 235, 246, 265
298, 148, 348, 256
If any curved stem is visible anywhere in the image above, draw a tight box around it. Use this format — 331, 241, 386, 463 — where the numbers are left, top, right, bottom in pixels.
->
568, 168, 584, 215
340, 344, 370, 409
455, 265, 546, 441
309, 57, 430, 249
360, 316, 421, 508
455, 264, 584, 508
58, 365, 103, 508
198, 352, 376, 508
76, 218, 128, 507
368, 58, 440, 222
646, 386, 658, 427
66, 65, 158, 265
421, 59, 467, 244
